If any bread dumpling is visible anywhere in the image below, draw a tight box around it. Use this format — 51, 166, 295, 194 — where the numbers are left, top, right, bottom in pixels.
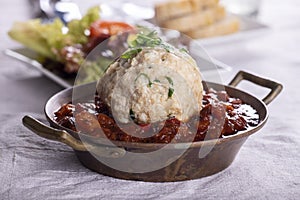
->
96, 46, 203, 124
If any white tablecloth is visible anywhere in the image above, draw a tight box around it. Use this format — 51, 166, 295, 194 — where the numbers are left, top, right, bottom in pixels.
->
0, 0, 299, 199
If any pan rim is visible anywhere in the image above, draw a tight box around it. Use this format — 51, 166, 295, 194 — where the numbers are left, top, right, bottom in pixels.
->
44, 81, 268, 149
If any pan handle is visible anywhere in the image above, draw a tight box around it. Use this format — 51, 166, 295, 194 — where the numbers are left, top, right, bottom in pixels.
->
22, 115, 126, 158
229, 71, 283, 105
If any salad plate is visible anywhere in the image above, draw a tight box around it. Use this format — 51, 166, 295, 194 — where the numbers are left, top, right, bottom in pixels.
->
5, 46, 232, 88
5, 48, 74, 88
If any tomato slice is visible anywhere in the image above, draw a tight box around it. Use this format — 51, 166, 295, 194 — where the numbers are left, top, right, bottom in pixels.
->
89, 20, 135, 38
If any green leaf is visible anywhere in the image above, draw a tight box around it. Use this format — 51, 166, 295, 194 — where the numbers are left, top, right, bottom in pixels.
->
168, 88, 174, 98
180, 47, 189, 53
67, 6, 100, 44
8, 19, 65, 61
165, 76, 174, 86
75, 57, 113, 85
127, 26, 162, 48
135, 73, 153, 87
121, 48, 142, 60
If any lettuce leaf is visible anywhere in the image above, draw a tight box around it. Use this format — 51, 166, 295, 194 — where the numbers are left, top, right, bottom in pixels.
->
67, 6, 100, 45
8, 6, 100, 62
8, 18, 65, 61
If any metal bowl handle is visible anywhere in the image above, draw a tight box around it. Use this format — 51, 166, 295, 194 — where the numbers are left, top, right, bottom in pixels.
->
22, 115, 126, 158
229, 71, 283, 105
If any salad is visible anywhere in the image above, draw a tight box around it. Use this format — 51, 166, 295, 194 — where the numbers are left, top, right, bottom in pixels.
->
8, 6, 135, 81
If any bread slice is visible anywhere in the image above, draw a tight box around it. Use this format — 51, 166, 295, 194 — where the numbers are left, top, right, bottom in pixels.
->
185, 16, 240, 39
155, 0, 219, 24
160, 5, 226, 32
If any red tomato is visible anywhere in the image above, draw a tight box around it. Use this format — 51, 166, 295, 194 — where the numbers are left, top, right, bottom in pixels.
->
89, 20, 134, 38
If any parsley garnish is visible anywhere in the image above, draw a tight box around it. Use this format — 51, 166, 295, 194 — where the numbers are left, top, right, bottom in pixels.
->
128, 26, 174, 52
168, 88, 174, 98
165, 76, 174, 86
165, 76, 174, 98
180, 48, 189, 53
129, 27, 162, 48
135, 73, 153, 87
120, 48, 142, 60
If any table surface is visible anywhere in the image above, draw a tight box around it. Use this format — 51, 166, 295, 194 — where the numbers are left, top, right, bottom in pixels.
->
1, 0, 299, 199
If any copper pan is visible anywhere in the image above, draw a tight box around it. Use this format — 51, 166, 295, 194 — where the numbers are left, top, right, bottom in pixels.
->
22, 71, 282, 182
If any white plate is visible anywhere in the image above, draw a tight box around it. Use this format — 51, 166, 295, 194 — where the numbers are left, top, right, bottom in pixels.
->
5, 47, 232, 88
5, 48, 73, 88
95, 3, 269, 46
197, 15, 269, 46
